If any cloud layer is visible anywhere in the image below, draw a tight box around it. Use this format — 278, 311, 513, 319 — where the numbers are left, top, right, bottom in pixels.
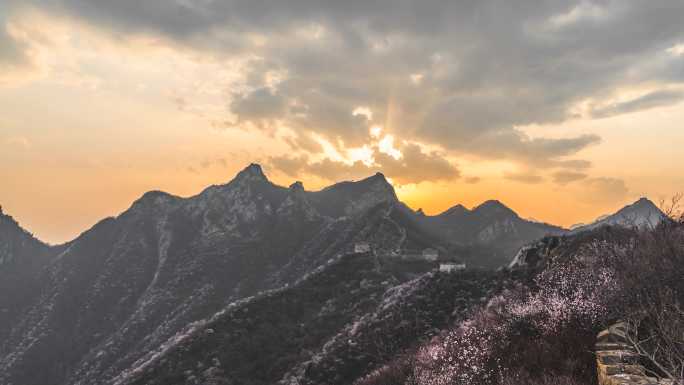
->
269, 142, 460, 185
3, 0, 684, 182
590, 89, 684, 119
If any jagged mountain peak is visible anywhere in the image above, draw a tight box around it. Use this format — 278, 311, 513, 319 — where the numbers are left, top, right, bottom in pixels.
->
371, 171, 387, 180
0, 207, 34, 238
289, 181, 305, 191
439, 204, 470, 217
123, 191, 182, 221
0, 207, 50, 267
473, 200, 517, 217
475, 199, 505, 208
612, 197, 665, 220
349, 171, 394, 191
277, 182, 319, 220
131, 190, 180, 208
360, 172, 398, 200
318, 172, 397, 199
630, 197, 658, 209
307, 172, 398, 218
572, 197, 666, 233
234, 163, 269, 182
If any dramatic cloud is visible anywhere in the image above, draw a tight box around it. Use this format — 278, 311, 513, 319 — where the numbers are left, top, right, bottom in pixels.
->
269, 155, 375, 183
374, 143, 460, 184
4, 0, 684, 169
230, 87, 288, 131
0, 5, 37, 84
269, 142, 459, 185
283, 133, 323, 154
0, 25, 25, 68
590, 89, 684, 119
306, 159, 378, 183
268, 154, 309, 178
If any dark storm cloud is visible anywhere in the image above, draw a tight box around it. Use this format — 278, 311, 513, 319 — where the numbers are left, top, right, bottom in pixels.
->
590, 90, 684, 119
7, 0, 684, 165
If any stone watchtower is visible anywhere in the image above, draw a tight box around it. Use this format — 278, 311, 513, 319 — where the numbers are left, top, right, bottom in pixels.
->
354, 242, 371, 253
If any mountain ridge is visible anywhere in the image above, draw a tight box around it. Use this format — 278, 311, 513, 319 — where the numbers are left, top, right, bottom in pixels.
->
0, 164, 672, 385
0, 164, 451, 385
2, 166, 664, 270
571, 196, 666, 233
7, 165, 666, 247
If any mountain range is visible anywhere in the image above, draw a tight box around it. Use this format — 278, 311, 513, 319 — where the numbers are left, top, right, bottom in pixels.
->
0, 163, 667, 385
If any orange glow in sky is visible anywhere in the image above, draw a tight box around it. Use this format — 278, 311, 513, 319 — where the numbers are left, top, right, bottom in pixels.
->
1, 8, 683, 244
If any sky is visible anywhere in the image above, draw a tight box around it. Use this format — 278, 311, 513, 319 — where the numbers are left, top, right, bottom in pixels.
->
1, 0, 684, 244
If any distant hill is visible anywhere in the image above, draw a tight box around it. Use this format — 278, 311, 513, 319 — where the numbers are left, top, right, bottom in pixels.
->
406, 200, 567, 268
571, 197, 666, 233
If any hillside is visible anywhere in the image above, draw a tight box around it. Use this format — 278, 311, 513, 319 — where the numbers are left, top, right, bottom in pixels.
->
0, 209, 57, 348
1, 165, 673, 385
119, 254, 501, 385
0, 166, 415, 385
357, 222, 684, 385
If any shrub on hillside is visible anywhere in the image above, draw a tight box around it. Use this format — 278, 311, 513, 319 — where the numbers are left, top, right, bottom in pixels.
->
358, 222, 684, 385
615, 220, 684, 384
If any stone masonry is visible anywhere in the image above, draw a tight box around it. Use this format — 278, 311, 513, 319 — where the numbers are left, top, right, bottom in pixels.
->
596, 322, 672, 385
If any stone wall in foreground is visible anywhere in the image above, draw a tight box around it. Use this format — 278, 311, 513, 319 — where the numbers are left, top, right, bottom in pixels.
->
595, 322, 672, 385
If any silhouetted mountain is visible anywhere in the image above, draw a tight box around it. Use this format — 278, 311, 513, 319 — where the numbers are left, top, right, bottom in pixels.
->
437, 203, 469, 218
0, 165, 452, 385
0, 207, 51, 269
2, 164, 664, 385
0, 209, 56, 350
571, 197, 666, 233
307, 172, 398, 218
410, 200, 566, 268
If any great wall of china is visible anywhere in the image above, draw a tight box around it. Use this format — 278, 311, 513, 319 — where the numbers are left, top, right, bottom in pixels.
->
596, 322, 674, 385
